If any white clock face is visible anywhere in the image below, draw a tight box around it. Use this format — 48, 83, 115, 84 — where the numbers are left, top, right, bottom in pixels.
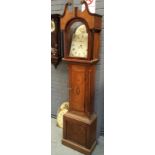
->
57, 109, 68, 128
56, 102, 69, 128
51, 20, 55, 32
69, 24, 88, 58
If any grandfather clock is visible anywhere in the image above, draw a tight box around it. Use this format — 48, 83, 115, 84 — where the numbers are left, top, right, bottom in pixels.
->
60, 1, 102, 154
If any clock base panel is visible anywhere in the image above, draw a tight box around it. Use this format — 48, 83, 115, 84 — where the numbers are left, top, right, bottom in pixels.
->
62, 112, 97, 155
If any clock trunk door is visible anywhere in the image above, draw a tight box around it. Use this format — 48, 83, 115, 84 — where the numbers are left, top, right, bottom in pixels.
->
69, 65, 86, 114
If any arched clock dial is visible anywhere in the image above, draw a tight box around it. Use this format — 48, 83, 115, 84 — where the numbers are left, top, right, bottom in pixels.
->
69, 23, 88, 58
51, 20, 55, 32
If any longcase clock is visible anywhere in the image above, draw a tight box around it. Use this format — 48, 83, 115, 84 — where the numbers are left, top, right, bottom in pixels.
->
60, 1, 102, 154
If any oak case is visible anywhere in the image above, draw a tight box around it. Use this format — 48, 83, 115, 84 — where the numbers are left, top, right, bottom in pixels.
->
60, 1, 102, 154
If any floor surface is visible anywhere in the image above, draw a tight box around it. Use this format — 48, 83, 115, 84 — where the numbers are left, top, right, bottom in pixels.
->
51, 118, 104, 155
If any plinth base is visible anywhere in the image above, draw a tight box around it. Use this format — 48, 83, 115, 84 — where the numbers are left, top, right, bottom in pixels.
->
62, 112, 97, 155
62, 139, 96, 155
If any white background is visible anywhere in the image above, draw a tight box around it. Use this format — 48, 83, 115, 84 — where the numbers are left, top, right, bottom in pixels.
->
0, 0, 155, 155
82, 0, 96, 13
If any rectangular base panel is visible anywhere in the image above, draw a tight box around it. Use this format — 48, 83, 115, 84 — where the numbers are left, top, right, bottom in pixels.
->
62, 112, 97, 155
62, 139, 96, 155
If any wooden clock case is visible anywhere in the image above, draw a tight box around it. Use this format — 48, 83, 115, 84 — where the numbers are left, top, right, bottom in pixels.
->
51, 14, 62, 68
60, 1, 102, 154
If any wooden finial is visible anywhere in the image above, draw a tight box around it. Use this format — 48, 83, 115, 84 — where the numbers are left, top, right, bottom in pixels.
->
67, 0, 73, 5
80, 0, 85, 4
